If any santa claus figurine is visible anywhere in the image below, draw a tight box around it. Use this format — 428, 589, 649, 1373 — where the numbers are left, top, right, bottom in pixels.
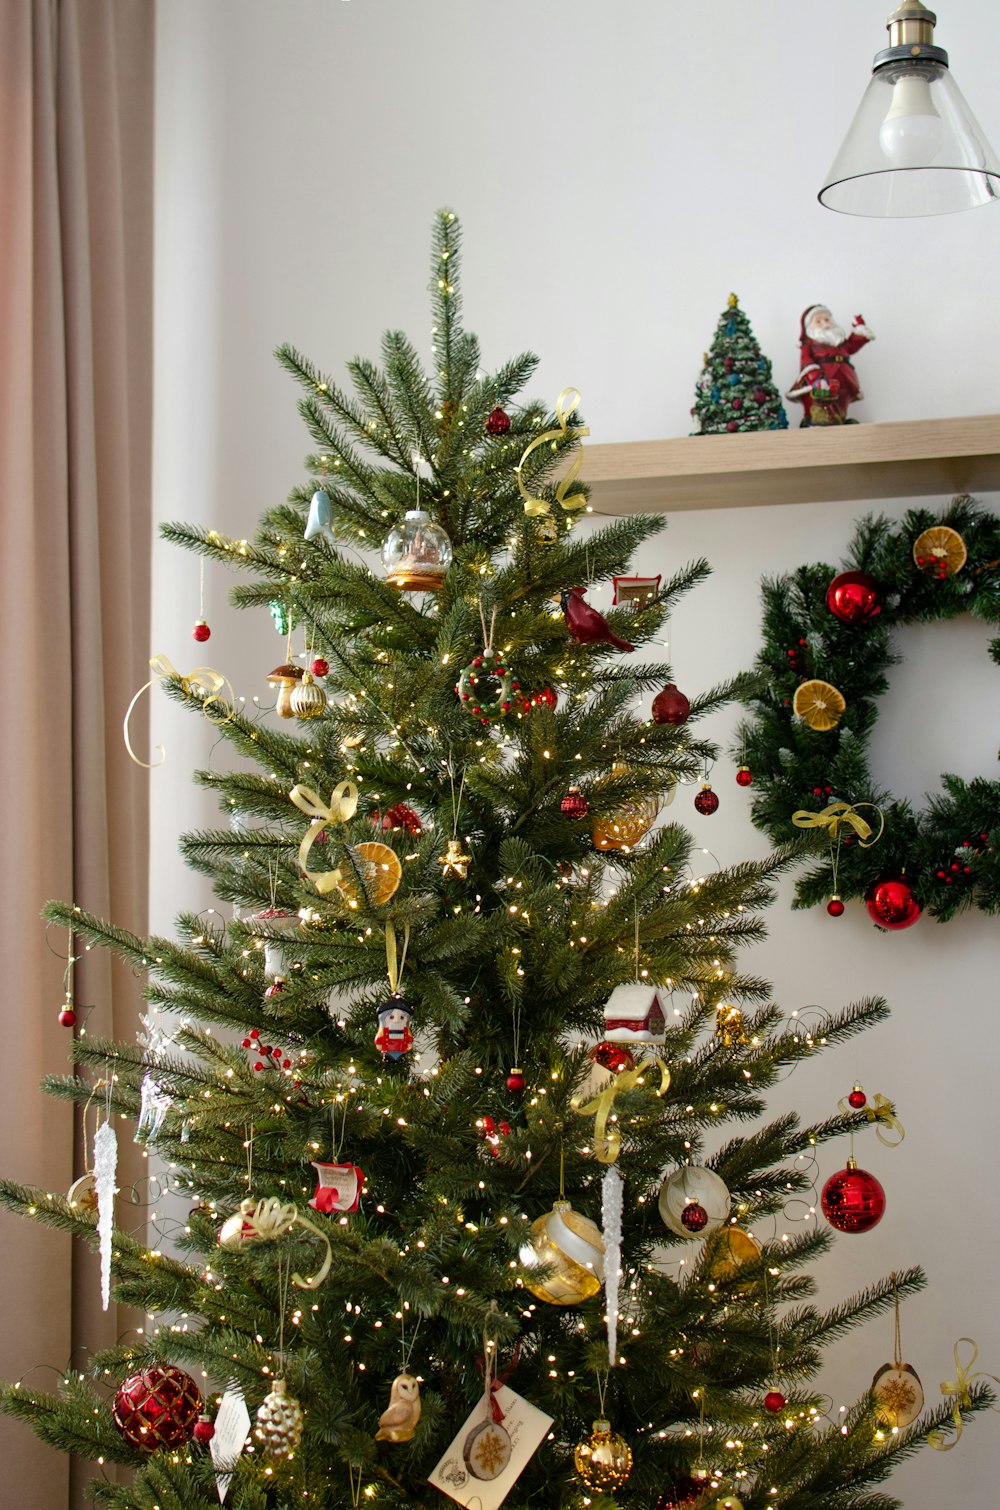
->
786, 305, 874, 426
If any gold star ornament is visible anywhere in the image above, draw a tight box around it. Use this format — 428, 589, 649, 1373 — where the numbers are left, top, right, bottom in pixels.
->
438, 837, 471, 879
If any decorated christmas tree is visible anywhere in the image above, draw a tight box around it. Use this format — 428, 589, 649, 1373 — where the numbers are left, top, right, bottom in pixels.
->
1, 213, 990, 1510
690, 295, 788, 435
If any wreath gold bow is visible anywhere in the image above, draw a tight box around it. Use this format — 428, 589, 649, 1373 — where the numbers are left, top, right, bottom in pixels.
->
228, 1196, 333, 1290
791, 800, 884, 845
927, 1338, 1000, 1451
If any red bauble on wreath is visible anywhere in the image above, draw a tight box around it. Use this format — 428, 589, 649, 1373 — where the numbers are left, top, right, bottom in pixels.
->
112, 1364, 203, 1451
820, 1159, 885, 1234
826, 571, 883, 624
865, 875, 921, 930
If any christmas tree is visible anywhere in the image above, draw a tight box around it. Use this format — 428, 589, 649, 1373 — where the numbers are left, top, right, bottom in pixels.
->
690, 295, 788, 435
1, 212, 989, 1510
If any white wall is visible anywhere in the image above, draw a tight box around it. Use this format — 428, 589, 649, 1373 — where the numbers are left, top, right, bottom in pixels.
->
152, 3, 1000, 1503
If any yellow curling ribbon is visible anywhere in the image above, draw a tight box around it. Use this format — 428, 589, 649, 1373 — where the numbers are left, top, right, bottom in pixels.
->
124, 654, 235, 768
385, 921, 410, 995
572, 1056, 671, 1165
927, 1338, 1000, 1451
289, 780, 359, 896
791, 800, 885, 845
837, 1090, 905, 1147
515, 387, 590, 518
232, 1197, 333, 1290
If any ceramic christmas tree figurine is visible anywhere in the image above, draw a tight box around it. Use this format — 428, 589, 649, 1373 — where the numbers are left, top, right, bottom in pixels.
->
690, 293, 788, 434
786, 303, 875, 426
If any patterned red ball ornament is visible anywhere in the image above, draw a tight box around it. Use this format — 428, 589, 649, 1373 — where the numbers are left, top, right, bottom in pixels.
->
764, 1390, 786, 1413
561, 786, 589, 819
112, 1364, 203, 1451
735, 765, 752, 787
652, 683, 690, 725
679, 1201, 709, 1233
820, 1159, 885, 1234
192, 620, 211, 642
694, 784, 719, 815
865, 876, 921, 930
485, 405, 511, 436
826, 895, 845, 917
310, 657, 329, 677
826, 571, 883, 624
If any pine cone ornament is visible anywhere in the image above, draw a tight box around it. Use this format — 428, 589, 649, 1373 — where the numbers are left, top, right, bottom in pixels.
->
254, 1378, 304, 1463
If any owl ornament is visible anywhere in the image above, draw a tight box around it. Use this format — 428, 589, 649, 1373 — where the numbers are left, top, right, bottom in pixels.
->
375, 1372, 421, 1443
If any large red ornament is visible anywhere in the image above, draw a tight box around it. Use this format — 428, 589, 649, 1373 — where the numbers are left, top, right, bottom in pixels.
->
826, 571, 882, 624
865, 876, 921, 930
820, 1160, 885, 1234
652, 683, 690, 726
694, 785, 719, 815
112, 1364, 203, 1451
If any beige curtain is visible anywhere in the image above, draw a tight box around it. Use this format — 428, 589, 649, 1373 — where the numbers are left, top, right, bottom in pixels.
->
0, 3, 154, 1506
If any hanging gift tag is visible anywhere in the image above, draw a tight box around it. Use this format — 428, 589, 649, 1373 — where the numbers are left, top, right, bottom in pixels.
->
310, 1161, 364, 1213
210, 1381, 251, 1503
428, 1386, 552, 1509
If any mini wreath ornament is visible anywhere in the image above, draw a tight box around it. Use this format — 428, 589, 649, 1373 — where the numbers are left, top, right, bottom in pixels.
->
455, 605, 519, 725
737, 497, 1000, 924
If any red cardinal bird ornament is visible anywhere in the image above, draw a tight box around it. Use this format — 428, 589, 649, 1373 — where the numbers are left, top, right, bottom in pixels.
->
560, 587, 634, 652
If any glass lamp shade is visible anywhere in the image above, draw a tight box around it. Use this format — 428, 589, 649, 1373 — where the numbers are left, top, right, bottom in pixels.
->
382, 509, 452, 591
820, 58, 1000, 215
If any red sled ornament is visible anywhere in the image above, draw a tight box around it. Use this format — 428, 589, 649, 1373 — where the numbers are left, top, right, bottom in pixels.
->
309, 1161, 365, 1214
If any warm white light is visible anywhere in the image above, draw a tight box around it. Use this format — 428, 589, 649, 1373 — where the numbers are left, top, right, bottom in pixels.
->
878, 73, 945, 165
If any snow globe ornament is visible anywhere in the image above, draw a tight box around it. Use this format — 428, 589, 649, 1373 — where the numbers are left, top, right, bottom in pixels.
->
520, 1199, 604, 1305
601, 982, 667, 1045
373, 995, 414, 1060
658, 1165, 731, 1239
383, 509, 452, 591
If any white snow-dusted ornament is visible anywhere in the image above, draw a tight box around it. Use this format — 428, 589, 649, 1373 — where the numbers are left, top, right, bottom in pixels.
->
658, 1165, 731, 1240
250, 907, 301, 977
602, 1165, 623, 1367
211, 1379, 251, 1502
602, 983, 667, 1044
94, 1117, 119, 1309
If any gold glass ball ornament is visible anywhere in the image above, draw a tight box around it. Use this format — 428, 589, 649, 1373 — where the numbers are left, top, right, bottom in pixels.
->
520, 1199, 604, 1305
254, 1378, 304, 1463
574, 1418, 633, 1492
290, 670, 327, 719
658, 1165, 732, 1239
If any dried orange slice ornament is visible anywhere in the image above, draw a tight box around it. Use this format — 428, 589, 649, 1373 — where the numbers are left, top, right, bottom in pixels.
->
792, 679, 846, 731
912, 525, 967, 578
343, 842, 402, 906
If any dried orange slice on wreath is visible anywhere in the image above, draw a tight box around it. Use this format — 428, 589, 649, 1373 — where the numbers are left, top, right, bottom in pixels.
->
912, 524, 967, 577
342, 842, 402, 905
792, 679, 846, 731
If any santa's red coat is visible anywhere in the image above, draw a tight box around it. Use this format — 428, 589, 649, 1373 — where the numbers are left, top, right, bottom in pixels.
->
791, 329, 871, 405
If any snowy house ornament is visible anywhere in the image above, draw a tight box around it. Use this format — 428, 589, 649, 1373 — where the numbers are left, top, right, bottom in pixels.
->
602, 983, 667, 1044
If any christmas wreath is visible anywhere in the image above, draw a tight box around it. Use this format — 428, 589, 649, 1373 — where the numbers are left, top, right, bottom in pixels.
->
736, 495, 1000, 925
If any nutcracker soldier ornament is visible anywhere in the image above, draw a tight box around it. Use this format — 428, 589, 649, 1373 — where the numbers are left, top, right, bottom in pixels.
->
374, 997, 414, 1061
786, 305, 874, 426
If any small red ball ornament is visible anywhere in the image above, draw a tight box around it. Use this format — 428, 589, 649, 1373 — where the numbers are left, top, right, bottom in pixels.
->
847, 1085, 868, 1109
310, 657, 329, 677
694, 784, 719, 815
561, 786, 589, 819
590, 1041, 636, 1074
826, 895, 845, 917
826, 571, 883, 625
820, 1159, 885, 1234
864, 876, 921, 930
193, 1413, 215, 1444
264, 978, 285, 999
192, 620, 211, 642
735, 765, 752, 787
485, 405, 511, 436
652, 683, 690, 725
377, 802, 422, 836
679, 1201, 709, 1233
506, 1068, 525, 1094
112, 1364, 203, 1451
764, 1390, 786, 1413
58, 1007, 77, 1027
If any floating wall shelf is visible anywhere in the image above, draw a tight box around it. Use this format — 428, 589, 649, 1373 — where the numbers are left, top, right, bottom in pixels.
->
584, 414, 1000, 514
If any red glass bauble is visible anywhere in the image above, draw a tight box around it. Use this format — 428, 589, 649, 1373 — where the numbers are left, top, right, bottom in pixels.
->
694, 785, 719, 816
826, 896, 845, 917
58, 1008, 77, 1027
192, 620, 211, 642
680, 1201, 709, 1233
847, 1086, 867, 1109
764, 1390, 786, 1413
532, 687, 558, 709
560, 786, 589, 819
192, 1415, 215, 1444
112, 1364, 202, 1451
378, 802, 422, 836
652, 683, 690, 725
485, 405, 511, 436
820, 1163, 885, 1234
311, 657, 329, 677
825, 571, 882, 625
655, 1477, 704, 1510
735, 766, 752, 788
264, 979, 284, 999
864, 876, 921, 930
590, 1041, 636, 1074
506, 1068, 525, 1094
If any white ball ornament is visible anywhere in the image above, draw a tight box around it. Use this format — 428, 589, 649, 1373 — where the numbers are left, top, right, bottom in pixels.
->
658, 1165, 731, 1239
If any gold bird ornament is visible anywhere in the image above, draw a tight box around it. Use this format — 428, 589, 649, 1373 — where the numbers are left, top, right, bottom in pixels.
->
375, 1372, 421, 1443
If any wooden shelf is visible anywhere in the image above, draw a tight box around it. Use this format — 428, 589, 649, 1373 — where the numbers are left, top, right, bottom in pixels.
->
583, 414, 1000, 514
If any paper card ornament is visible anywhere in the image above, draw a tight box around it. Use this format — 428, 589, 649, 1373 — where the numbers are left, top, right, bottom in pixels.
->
210, 1381, 251, 1503
309, 1161, 364, 1213
602, 982, 667, 1044
428, 1385, 553, 1509
612, 574, 661, 608
94, 1118, 119, 1310
872, 1361, 924, 1428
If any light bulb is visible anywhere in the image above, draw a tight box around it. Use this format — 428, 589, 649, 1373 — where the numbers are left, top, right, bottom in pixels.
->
878, 72, 945, 166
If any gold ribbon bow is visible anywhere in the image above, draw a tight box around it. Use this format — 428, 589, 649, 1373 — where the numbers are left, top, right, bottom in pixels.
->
791, 800, 884, 845
385, 921, 410, 994
927, 1338, 1000, 1451
572, 1056, 671, 1165
233, 1196, 333, 1290
289, 781, 359, 895
838, 1090, 905, 1147
515, 387, 590, 518
124, 654, 235, 768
